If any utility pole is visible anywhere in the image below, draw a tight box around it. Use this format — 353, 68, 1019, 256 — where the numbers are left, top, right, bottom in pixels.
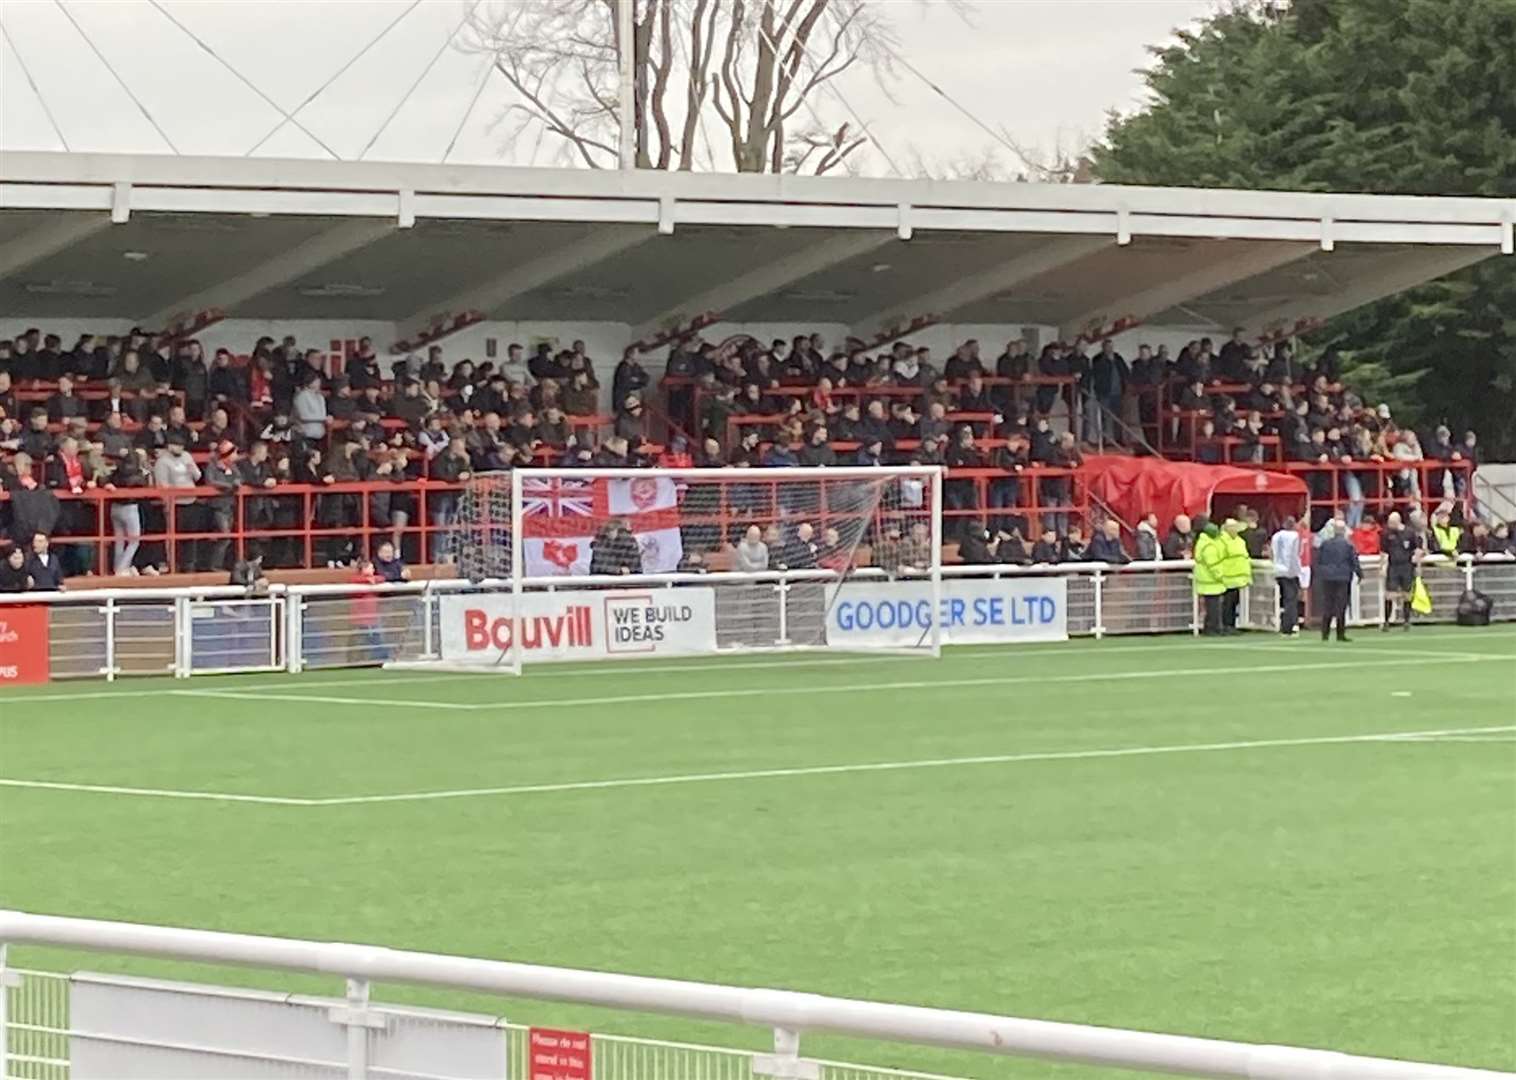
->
617, 0, 635, 170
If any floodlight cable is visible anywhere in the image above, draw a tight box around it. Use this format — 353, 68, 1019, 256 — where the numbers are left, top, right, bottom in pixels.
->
1, 20, 70, 150
245, 0, 421, 156
441, 57, 494, 162
146, 0, 341, 159
359, 0, 487, 161
54, 0, 178, 153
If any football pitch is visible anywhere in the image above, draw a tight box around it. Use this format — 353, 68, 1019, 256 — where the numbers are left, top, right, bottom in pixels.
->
2, 628, 1514, 1079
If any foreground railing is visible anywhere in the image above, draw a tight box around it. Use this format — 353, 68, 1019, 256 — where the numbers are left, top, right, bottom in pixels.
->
0, 556, 1510, 682
1, 911, 1509, 1080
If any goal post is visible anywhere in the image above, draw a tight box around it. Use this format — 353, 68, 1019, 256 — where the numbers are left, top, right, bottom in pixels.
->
406, 465, 944, 673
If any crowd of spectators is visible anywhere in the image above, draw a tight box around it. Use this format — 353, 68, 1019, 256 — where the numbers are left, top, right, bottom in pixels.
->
0, 321, 1496, 588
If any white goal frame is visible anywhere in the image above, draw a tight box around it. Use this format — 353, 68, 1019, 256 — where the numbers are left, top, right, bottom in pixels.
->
399, 465, 944, 675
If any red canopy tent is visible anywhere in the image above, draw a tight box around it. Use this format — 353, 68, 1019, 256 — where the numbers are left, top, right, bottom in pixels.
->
1082, 455, 1308, 535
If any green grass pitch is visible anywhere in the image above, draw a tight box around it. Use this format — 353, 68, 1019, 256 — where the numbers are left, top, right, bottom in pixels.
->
2, 628, 1514, 1078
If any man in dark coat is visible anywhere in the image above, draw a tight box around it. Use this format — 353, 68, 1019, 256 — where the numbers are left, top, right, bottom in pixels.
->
1314, 520, 1362, 642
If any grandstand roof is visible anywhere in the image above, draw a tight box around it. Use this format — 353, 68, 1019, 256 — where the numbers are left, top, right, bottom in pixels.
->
2, 151, 1512, 342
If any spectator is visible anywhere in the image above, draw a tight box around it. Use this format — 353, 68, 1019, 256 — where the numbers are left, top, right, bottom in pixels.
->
563, 370, 598, 416
45, 375, 86, 423
735, 524, 769, 572
957, 526, 996, 565
24, 532, 64, 591
229, 553, 270, 595
1458, 521, 1494, 557
1430, 506, 1461, 556
107, 447, 149, 576
1059, 525, 1087, 562
1314, 520, 1361, 642
369, 539, 409, 583
589, 520, 640, 575
1087, 519, 1128, 564
799, 425, 836, 467
871, 522, 904, 574
20, 408, 53, 460
1270, 515, 1304, 636
153, 435, 203, 572
292, 372, 328, 440
615, 393, 646, 443
3, 453, 61, 546
898, 522, 932, 571
816, 526, 850, 570
202, 441, 241, 572
1030, 526, 1060, 565
995, 526, 1031, 565
772, 522, 818, 571
1162, 512, 1194, 560
0, 544, 30, 592
1351, 512, 1381, 556
1134, 513, 1160, 561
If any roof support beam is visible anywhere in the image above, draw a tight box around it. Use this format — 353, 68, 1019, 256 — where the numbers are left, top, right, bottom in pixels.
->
630, 232, 898, 339
0, 213, 112, 284
1058, 241, 1316, 342
1240, 245, 1498, 338
144, 219, 395, 325
400, 226, 653, 332
855, 236, 1111, 338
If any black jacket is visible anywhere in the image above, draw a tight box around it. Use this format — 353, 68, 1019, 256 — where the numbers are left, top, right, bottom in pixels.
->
0, 559, 30, 592
1315, 537, 1362, 583
24, 553, 64, 591
1086, 535, 1128, 564
589, 529, 641, 575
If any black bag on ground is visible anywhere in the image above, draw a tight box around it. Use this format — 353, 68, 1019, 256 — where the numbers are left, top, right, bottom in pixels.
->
1456, 588, 1494, 627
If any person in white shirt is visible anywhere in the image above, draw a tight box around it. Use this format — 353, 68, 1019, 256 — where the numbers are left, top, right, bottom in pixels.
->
153, 437, 203, 572
1270, 516, 1304, 636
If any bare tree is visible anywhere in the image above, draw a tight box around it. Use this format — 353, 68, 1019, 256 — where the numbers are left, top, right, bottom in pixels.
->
462, 0, 906, 173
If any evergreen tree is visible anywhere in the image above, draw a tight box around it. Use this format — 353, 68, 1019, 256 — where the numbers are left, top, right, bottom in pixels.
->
1094, 0, 1516, 453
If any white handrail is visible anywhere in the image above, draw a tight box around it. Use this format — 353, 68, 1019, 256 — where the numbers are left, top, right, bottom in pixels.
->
0, 551, 1504, 606
0, 910, 1506, 1080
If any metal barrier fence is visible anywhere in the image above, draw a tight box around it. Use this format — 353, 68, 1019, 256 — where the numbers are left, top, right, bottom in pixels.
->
2, 556, 1511, 681
2, 913, 1509, 1080
3, 968, 964, 1080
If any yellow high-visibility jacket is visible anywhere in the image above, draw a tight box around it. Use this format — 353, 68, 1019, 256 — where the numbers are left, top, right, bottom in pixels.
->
1193, 533, 1227, 596
1219, 530, 1254, 589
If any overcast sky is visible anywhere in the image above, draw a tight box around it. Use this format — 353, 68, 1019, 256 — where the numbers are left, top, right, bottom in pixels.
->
1, 0, 1218, 174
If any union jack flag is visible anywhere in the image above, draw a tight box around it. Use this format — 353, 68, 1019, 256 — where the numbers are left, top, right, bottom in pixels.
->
522, 477, 595, 517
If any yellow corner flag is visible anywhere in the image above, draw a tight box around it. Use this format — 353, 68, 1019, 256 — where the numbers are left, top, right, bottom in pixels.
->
1410, 575, 1434, 615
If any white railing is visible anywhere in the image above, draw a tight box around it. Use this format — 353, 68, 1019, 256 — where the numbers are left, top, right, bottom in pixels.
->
1, 556, 1511, 681
1, 911, 1510, 1080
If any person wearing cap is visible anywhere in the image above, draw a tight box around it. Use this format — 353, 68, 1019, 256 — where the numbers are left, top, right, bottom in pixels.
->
1218, 517, 1254, 633
201, 440, 241, 572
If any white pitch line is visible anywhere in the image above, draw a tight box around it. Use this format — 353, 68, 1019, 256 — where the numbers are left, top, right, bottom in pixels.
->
4, 725, 1511, 809
0, 777, 315, 805
166, 689, 481, 710
5, 633, 1513, 705
164, 653, 1504, 712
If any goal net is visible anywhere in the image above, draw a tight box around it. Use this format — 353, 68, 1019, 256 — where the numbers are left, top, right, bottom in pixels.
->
407, 465, 943, 674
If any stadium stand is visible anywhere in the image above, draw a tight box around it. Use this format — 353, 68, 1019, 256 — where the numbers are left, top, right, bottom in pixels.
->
0, 318, 1495, 587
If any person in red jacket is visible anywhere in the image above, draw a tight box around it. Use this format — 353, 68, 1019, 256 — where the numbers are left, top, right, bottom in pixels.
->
348, 558, 385, 663
1351, 513, 1382, 556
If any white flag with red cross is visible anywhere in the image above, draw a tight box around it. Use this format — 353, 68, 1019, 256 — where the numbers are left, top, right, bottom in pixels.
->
521, 476, 682, 576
